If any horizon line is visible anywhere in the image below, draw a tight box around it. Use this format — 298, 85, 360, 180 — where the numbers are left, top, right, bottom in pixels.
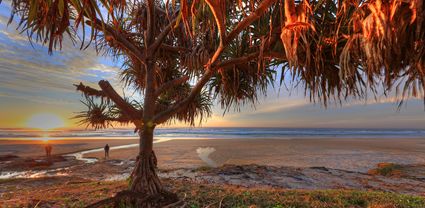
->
1, 126, 424, 131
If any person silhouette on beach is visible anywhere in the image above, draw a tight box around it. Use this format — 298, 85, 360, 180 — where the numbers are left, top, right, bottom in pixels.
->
44, 144, 49, 157
44, 144, 52, 157
104, 144, 110, 159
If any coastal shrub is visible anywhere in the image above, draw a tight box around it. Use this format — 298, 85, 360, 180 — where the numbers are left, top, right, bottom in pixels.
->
368, 163, 403, 176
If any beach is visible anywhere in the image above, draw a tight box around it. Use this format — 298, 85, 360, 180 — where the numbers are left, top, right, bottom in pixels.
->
0, 138, 138, 157
2, 136, 425, 206
91, 137, 425, 172
2, 137, 425, 172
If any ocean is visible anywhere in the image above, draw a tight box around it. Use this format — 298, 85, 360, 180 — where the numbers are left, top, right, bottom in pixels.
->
1, 128, 425, 140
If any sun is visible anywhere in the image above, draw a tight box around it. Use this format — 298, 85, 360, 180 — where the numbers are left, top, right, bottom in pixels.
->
26, 113, 65, 130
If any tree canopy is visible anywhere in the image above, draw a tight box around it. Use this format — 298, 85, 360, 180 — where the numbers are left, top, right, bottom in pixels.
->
3, 0, 424, 128
2, 0, 424, 205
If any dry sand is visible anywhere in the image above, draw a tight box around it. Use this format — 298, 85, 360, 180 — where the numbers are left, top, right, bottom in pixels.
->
83, 137, 425, 172
2, 137, 425, 172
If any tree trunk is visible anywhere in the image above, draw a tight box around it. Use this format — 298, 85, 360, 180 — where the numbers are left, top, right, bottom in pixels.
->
128, 127, 164, 207
85, 129, 178, 207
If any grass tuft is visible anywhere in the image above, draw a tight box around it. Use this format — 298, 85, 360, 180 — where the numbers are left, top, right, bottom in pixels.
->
2, 178, 425, 208
368, 163, 403, 176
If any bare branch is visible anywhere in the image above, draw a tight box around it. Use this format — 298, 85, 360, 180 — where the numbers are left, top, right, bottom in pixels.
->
74, 82, 106, 98
207, 0, 278, 66
216, 52, 286, 69
207, 44, 225, 68
153, 70, 214, 124
205, 0, 226, 45
153, 49, 285, 125
74, 95, 135, 130
88, 20, 145, 64
217, 53, 259, 68
160, 44, 190, 53
98, 80, 142, 120
154, 76, 190, 97
146, 0, 155, 47
226, 0, 277, 44
148, 17, 178, 58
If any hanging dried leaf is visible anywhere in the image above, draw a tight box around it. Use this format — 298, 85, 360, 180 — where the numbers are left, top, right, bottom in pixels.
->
180, 0, 193, 38
205, 0, 226, 42
280, 0, 315, 67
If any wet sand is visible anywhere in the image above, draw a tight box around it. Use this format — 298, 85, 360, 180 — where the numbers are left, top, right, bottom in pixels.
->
2, 137, 425, 172
2, 137, 425, 197
0, 138, 138, 157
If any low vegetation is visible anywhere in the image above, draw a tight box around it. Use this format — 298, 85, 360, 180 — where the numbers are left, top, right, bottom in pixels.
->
368, 163, 404, 177
1, 178, 424, 208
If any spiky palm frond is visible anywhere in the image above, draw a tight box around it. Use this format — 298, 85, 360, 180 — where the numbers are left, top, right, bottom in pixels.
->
120, 57, 147, 91
209, 63, 275, 112
268, 0, 424, 106
338, 0, 424, 102
171, 89, 213, 126
74, 98, 114, 130
7, 0, 126, 53
74, 96, 136, 130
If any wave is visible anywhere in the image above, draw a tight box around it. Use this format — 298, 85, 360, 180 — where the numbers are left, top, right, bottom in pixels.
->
1, 128, 425, 139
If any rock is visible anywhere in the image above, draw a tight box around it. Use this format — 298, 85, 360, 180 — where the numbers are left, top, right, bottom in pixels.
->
170, 164, 425, 196
0, 155, 19, 161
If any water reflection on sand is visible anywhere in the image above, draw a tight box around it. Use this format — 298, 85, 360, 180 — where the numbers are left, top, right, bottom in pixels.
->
0, 138, 173, 179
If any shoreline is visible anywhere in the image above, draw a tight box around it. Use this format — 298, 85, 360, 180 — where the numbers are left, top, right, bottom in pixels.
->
1, 137, 425, 196
1, 137, 425, 174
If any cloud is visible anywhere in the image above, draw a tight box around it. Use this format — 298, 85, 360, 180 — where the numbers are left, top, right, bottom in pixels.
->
0, 21, 120, 106
90, 63, 120, 73
0, 13, 29, 44
0, 92, 75, 106
0, 15, 8, 25
0, 7, 136, 118
0, 30, 28, 43
244, 99, 307, 115
203, 89, 425, 128
342, 95, 423, 107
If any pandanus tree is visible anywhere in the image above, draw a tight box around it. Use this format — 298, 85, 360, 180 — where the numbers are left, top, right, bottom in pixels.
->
2, 0, 424, 206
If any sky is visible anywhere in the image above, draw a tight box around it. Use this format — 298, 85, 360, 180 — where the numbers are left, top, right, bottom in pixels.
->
0, 3, 424, 130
